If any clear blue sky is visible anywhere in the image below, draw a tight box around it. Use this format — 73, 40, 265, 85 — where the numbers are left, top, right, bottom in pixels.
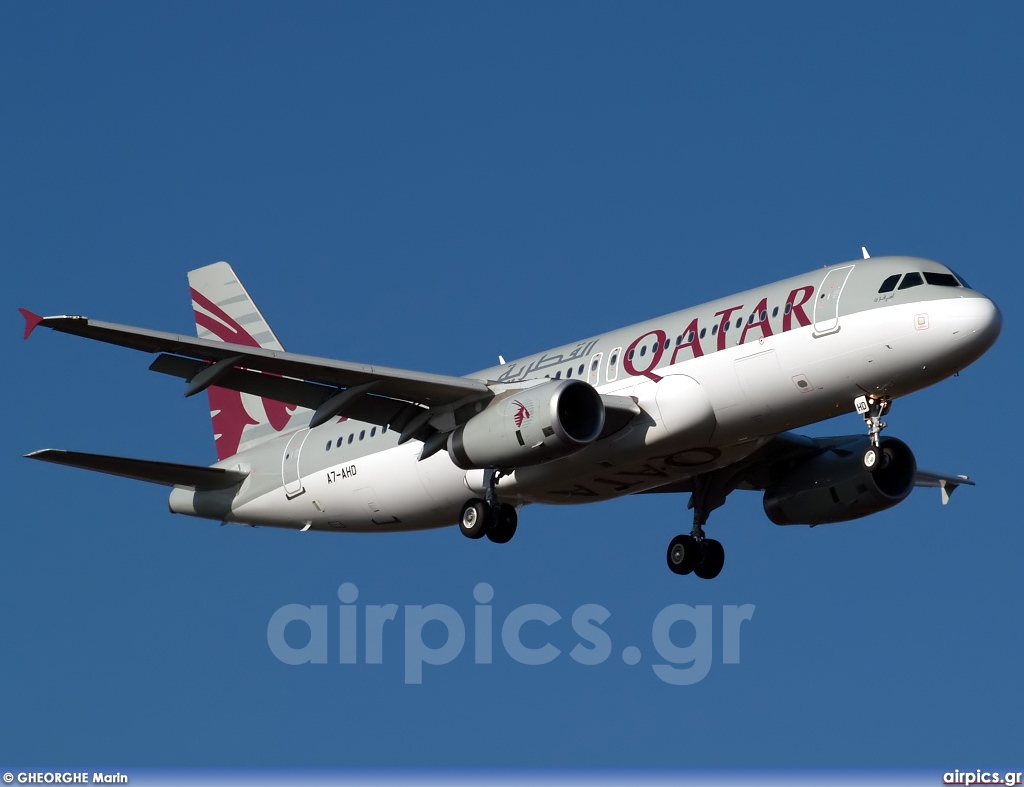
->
3, 1, 1022, 769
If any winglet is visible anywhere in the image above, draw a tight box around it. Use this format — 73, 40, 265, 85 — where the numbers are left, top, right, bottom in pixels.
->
19, 308, 44, 340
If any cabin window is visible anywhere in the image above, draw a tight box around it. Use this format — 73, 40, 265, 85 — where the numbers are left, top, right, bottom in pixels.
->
712, 324, 718, 336
610, 353, 618, 364
592, 358, 599, 370
627, 349, 634, 360
578, 364, 585, 375
336, 437, 343, 448
747, 314, 755, 325
555, 371, 561, 379
687, 331, 695, 342
898, 272, 924, 290
663, 338, 670, 350
382, 424, 388, 433
359, 430, 365, 440
722, 321, 729, 332
347, 434, 354, 444
566, 367, 573, 378
371, 427, 377, 437
785, 303, 792, 314
878, 274, 901, 293
325, 441, 331, 451
700, 328, 707, 339
639, 345, 647, 356
735, 317, 742, 329
924, 272, 960, 288
772, 307, 779, 317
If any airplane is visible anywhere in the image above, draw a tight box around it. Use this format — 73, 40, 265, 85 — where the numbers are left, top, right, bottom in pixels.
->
19, 252, 1001, 579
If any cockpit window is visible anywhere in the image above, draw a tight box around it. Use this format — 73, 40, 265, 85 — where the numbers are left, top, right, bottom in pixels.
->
949, 269, 971, 288
878, 274, 901, 293
898, 272, 924, 290
924, 272, 961, 288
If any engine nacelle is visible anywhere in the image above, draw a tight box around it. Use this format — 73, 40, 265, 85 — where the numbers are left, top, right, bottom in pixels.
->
763, 436, 917, 526
448, 379, 605, 470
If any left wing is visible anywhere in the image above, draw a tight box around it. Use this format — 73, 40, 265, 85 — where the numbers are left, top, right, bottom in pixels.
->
20, 309, 494, 437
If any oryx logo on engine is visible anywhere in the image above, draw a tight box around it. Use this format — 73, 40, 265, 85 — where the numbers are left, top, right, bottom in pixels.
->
512, 400, 531, 428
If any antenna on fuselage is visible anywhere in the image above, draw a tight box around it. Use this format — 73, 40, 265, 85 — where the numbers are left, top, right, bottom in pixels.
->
862, 246, 871, 259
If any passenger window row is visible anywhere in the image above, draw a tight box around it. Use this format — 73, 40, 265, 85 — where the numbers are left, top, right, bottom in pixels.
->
534, 295, 823, 382
546, 362, 588, 380
325, 424, 388, 451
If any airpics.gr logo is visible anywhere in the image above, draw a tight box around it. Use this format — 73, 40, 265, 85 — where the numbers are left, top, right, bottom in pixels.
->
267, 582, 756, 685
512, 400, 531, 428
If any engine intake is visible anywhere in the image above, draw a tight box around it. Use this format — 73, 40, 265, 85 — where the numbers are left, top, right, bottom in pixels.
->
763, 436, 917, 526
448, 379, 605, 470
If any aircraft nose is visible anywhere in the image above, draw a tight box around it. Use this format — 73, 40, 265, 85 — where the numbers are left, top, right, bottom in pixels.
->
974, 295, 1001, 345
954, 294, 1001, 355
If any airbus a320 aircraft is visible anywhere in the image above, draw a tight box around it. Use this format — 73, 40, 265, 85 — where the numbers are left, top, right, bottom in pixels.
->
20, 252, 1001, 579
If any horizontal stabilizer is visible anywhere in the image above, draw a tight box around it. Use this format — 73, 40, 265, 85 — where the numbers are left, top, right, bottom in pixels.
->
25, 449, 248, 489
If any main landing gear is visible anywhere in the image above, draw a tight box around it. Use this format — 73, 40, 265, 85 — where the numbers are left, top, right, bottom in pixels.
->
855, 394, 892, 472
666, 471, 730, 579
459, 469, 518, 544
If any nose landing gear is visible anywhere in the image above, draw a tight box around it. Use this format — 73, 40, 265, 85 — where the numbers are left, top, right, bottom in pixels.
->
855, 394, 892, 472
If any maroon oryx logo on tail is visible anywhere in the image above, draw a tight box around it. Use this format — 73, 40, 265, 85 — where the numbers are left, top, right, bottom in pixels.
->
513, 400, 531, 428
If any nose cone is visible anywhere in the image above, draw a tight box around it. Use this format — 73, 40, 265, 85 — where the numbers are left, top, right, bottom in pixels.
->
969, 295, 1001, 348
952, 294, 1002, 360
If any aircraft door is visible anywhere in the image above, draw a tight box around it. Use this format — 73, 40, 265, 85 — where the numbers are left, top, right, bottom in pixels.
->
588, 352, 603, 385
813, 265, 855, 336
281, 430, 307, 498
606, 346, 622, 382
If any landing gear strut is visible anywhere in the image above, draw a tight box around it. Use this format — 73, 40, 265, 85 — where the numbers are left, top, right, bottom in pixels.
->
459, 469, 518, 543
666, 471, 729, 579
855, 394, 891, 472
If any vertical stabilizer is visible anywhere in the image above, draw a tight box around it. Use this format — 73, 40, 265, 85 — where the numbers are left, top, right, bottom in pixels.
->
188, 262, 307, 460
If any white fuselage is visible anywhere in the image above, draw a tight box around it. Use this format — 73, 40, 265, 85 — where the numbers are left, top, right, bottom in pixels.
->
169, 264, 999, 533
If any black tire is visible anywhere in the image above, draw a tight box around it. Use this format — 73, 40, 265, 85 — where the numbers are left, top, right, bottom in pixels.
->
459, 499, 491, 539
666, 534, 699, 575
487, 504, 518, 543
693, 538, 725, 580
863, 446, 880, 472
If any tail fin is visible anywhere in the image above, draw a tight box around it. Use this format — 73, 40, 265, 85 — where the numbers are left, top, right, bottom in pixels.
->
188, 262, 306, 460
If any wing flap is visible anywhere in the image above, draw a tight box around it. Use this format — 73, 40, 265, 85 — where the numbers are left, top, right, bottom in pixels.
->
148, 354, 413, 428
26, 449, 248, 489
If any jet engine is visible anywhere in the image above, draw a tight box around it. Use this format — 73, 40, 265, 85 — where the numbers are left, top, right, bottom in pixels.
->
448, 379, 605, 470
763, 436, 917, 525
